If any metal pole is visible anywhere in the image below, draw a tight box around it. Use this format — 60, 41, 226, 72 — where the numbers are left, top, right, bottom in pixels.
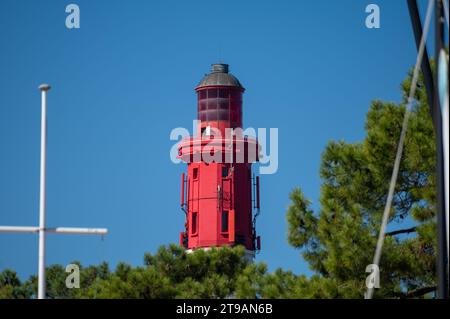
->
45, 227, 108, 235
407, 0, 448, 299
0, 226, 107, 235
441, 51, 449, 275
407, 0, 435, 121
0, 84, 108, 299
437, 0, 449, 285
434, 0, 448, 299
0, 226, 39, 233
38, 84, 50, 300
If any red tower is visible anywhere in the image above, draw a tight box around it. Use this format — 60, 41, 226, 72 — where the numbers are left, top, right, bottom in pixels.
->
178, 63, 261, 255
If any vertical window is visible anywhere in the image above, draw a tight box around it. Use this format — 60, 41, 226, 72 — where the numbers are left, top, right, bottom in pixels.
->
221, 211, 229, 233
199, 100, 207, 111
191, 212, 198, 235
222, 166, 229, 178
193, 168, 198, 180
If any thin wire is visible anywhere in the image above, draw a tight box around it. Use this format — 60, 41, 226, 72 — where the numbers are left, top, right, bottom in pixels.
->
365, 0, 435, 299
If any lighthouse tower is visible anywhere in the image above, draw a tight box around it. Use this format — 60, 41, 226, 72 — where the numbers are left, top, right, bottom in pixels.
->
178, 63, 261, 256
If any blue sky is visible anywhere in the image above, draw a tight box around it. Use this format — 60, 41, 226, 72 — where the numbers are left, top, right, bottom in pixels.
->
0, 0, 432, 280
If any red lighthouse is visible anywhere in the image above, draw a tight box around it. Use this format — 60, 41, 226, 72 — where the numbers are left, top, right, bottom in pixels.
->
178, 63, 261, 256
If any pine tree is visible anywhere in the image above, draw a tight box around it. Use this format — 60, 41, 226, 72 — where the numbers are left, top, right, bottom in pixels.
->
286, 68, 437, 298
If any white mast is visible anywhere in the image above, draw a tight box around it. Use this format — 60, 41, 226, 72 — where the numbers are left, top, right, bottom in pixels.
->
38, 84, 49, 300
0, 84, 108, 299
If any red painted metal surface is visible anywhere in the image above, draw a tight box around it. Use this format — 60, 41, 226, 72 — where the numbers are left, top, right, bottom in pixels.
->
178, 64, 260, 252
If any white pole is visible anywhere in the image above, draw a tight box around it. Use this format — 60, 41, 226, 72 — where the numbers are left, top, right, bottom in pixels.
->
38, 84, 50, 300
0, 83, 108, 299
0, 226, 107, 235
438, 50, 449, 268
46, 227, 108, 235
0, 226, 39, 233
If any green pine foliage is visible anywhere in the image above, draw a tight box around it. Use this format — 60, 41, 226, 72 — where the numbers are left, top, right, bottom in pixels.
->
286, 66, 437, 298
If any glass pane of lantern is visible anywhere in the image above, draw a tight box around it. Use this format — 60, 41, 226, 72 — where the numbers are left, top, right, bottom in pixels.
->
230, 91, 241, 101
207, 99, 218, 110
208, 89, 217, 98
217, 109, 229, 121
218, 89, 228, 98
206, 110, 217, 121
230, 101, 239, 112
218, 98, 228, 110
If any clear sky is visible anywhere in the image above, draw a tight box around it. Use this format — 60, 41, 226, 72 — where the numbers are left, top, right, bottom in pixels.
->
0, 0, 433, 280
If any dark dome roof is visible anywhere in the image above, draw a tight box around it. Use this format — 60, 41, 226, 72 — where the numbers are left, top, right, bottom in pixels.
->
196, 63, 244, 90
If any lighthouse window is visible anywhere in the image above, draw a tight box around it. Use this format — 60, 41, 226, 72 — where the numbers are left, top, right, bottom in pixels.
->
218, 89, 229, 98
193, 168, 198, 180
207, 99, 218, 110
207, 89, 218, 98
221, 211, 229, 233
222, 166, 229, 178
218, 98, 228, 110
217, 109, 229, 121
230, 91, 241, 101
199, 100, 207, 111
199, 90, 207, 99
191, 212, 198, 235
